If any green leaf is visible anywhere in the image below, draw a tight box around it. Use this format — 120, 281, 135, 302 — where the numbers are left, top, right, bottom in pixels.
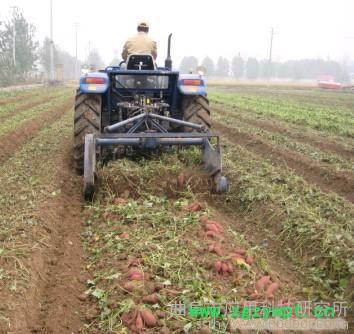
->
183, 322, 192, 332
91, 288, 105, 299
105, 272, 121, 280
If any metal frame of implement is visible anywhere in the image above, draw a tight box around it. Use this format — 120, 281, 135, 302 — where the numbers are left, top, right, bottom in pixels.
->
83, 110, 228, 199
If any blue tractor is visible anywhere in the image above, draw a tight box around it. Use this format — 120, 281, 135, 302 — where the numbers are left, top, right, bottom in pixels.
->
74, 34, 228, 200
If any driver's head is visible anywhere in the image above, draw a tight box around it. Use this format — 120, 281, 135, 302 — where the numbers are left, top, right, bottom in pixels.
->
137, 21, 149, 33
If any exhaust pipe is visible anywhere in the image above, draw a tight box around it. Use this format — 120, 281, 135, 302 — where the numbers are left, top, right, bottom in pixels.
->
165, 33, 172, 70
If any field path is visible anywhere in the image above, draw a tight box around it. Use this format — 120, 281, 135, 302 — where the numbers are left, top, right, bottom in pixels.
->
28, 141, 87, 333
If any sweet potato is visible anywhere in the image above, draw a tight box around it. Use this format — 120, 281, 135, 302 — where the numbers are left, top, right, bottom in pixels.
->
135, 313, 144, 330
140, 309, 157, 327
265, 282, 279, 299
226, 262, 233, 273
113, 197, 127, 205
120, 232, 129, 239
121, 312, 132, 326
182, 202, 202, 212
128, 268, 144, 280
205, 223, 220, 233
255, 275, 271, 292
130, 273, 144, 281
221, 262, 229, 273
245, 255, 254, 265
207, 220, 224, 232
208, 244, 215, 252
143, 294, 160, 304
206, 230, 218, 238
234, 248, 247, 255
215, 260, 222, 273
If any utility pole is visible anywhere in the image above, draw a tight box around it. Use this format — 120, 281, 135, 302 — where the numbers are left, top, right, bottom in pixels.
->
74, 23, 79, 78
268, 27, 274, 82
10, 7, 16, 68
49, 0, 55, 82
88, 40, 91, 61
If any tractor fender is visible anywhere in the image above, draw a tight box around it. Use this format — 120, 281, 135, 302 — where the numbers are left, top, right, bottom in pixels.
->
79, 72, 109, 94
177, 73, 207, 96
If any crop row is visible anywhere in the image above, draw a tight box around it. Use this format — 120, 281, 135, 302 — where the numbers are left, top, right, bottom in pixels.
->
0, 87, 72, 120
209, 91, 354, 138
212, 107, 354, 173
0, 93, 72, 137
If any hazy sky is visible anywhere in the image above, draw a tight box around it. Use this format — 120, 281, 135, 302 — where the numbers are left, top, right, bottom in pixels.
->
1, 0, 353, 67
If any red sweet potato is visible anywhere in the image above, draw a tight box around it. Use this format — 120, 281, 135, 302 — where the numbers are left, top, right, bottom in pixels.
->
207, 220, 224, 232
226, 262, 233, 273
206, 223, 220, 233
221, 262, 228, 274
206, 230, 218, 238
255, 275, 271, 291
142, 294, 160, 304
182, 202, 202, 212
234, 248, 247, 255
245, 255, 254, 265
140, 309, 157, 327
113, 197, 128, 205
135, 313, 144, 330
265, 282, 279, 299
215, 260, 222, 273
130, 273, 144, 281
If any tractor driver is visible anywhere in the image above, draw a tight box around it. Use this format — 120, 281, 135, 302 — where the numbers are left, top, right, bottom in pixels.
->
121, 21, 157, 61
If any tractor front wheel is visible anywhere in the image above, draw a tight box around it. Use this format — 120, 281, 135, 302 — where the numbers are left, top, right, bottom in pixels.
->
73, 91, 101, 175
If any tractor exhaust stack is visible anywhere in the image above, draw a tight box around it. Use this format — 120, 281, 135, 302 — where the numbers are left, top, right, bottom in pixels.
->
165, 33, 172, 70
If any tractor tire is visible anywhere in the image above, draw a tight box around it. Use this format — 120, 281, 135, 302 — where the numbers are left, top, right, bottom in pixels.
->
182, 95, 211, 132
73, 90, 101, 175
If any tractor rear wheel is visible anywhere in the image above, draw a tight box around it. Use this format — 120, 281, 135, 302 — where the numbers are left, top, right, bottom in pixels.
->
182, 95, 211, 131
73, 90, 101, 174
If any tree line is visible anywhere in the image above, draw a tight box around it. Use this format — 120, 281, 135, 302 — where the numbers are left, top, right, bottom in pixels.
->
0, 8, 105, 86
180, 56, 351, 82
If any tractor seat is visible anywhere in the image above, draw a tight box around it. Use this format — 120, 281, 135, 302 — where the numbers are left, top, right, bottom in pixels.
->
127, 54, 155, 70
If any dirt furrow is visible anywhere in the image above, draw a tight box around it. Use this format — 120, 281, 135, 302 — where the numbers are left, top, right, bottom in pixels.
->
0, 98, 73, 164
33, 143, 87, 333
213, 120, 354, 203
213, 105, 354, 160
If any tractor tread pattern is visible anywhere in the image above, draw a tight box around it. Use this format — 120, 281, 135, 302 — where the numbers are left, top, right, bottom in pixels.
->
73, 91, 101, 174
182, 95, 211, 131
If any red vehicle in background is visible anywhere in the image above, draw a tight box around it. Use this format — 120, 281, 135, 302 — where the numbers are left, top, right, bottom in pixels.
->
317, 75, 343, 90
